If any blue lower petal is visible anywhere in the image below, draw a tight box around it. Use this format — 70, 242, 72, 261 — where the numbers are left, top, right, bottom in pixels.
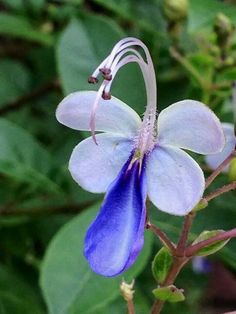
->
84, 154, 147, 277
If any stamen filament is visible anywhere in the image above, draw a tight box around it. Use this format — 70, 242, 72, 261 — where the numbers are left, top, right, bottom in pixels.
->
88, 37, 157, 153
89, 80, 108, 144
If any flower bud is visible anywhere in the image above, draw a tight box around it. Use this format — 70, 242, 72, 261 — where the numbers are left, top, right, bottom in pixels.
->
163, 0, 188, 22
214, 13, 234, 39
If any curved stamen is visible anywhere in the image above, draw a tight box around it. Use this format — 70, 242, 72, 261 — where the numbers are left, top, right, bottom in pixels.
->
88, 38, 157, 152
89, 80, 108, 144
104, 53, 148, 95
101, 47, 144, 82
90, 56, 110, 82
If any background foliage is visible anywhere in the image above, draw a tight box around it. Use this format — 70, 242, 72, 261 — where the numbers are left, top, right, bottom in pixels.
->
0, 0, 236, 313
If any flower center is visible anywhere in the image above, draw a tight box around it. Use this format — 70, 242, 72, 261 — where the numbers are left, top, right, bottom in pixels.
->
88, 37, 157, 154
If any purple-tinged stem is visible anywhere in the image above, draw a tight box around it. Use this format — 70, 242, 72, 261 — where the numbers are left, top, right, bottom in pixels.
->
205, 150, 236, 189
204, 181, 236, 202
186, 228, 236, 256
175, 212, 195, 257
146, 222, 176, 255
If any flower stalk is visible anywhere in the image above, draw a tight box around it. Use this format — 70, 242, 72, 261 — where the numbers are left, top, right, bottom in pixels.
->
150, 149, 236, 313
205, 149, 236, 188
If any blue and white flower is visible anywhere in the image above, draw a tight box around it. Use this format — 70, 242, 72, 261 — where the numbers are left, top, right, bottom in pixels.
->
56, 38, 225, 277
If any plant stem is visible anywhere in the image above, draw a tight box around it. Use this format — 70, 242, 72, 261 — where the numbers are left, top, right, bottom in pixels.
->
150, 212, 195, 314
120, 280, 135, 314
146, 222, 176, 254
175, 212, 195, 257
205, 150, 236, 188
127, 299, 136, 314
151, 257, 189, 314
204, 181, 236, 202
149, 149, 236, 313
186, 228, 236, 256
170, 47, 207, 89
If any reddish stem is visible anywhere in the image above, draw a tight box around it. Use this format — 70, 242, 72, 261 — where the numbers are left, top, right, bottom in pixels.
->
204, 181, 236, 202
205, 150, 236, 188
127, 300, 136, 314
175, 212, 195, 257
146, 222, 176, 254
186, 228, 236, 256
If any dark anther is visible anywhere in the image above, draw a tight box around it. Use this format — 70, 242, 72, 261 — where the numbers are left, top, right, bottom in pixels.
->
88, 76, 98, 84
102, 91, 111, 100
99, 67, 111, 76
104, 74, 112, 81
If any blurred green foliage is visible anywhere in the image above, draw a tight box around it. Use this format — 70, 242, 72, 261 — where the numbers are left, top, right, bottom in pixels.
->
0, 0, 236, 313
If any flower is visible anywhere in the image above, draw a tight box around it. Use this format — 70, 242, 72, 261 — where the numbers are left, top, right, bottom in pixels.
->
205, 123, 236, 172
56, 38, 225, 277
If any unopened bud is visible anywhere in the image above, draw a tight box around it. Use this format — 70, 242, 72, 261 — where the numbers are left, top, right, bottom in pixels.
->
163, 0, 188, 22
120, 280, 135, 302
214, 13, 234, 39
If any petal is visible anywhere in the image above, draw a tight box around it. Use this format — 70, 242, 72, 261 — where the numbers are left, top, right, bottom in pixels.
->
205, 123, 236, 172
84, 156, 147, 277
157, 100, 225, 154
56, 91, 141, 137
69, 133, 133, 193
147, 145, 205, 216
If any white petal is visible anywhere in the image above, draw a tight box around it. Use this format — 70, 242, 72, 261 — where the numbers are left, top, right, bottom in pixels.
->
147, 145, 205, 216
69, 133, 133, 193
56, 91, 141, 137
205, 123, 236, 172
157, 100, 225, 154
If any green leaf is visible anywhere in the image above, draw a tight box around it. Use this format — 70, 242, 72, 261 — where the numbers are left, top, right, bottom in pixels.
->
63, 0, 84, 4
57, 16, 122, 94
93, 0, 165, 34
4, 0, 45, 13
0, 118, 60, 193
152, 247, 173, 284
0, 13, 53, 45
153, 285, 185, 303
188, 0, 236, 32
0, 264, 44, 314
57, 15, 146, 115
0, 60, 30, 106
192, 230, 230, 256
40, 205, 153, 314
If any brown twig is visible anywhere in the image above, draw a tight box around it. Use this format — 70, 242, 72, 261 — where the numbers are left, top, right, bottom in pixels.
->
204, 181, 236, 202
186, 228, 236, 256
146, 222, 176, 255
205, 150, 236, 189
0, 79, 60, 115
150, 213, 194, 314
175, 212, 195, 257
151, 257, 189, 314
127, 299, 136, 314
